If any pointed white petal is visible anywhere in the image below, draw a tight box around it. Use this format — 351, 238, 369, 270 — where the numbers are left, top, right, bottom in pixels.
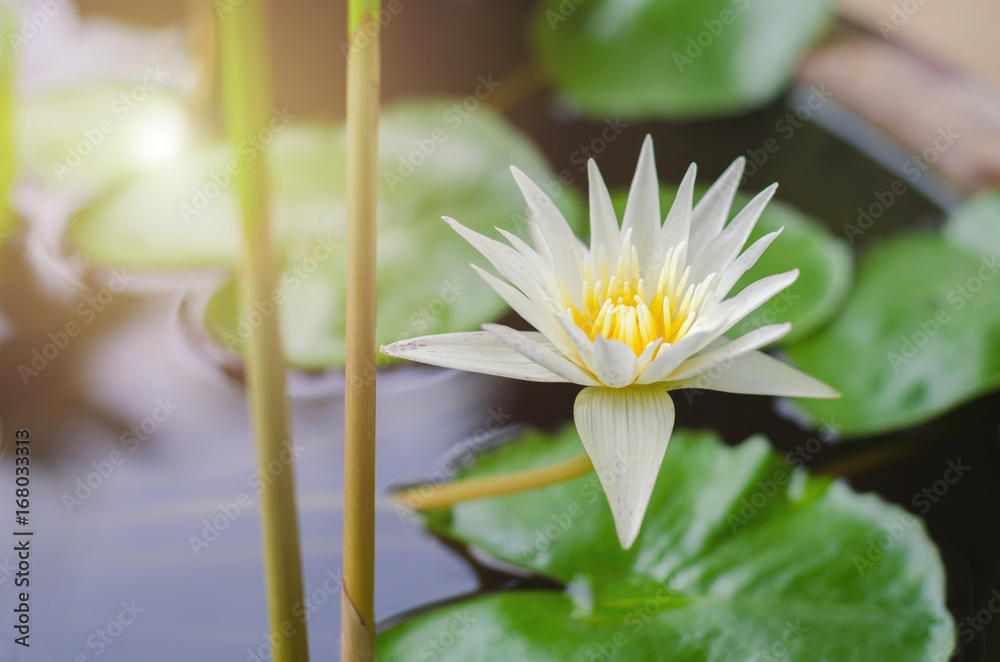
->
553, 311, 598, 371
634, 329, 710, 384
381, 332, 570, 382
659, 163, 696, 259
635, 338, 664, 374
621, 135, 660, 263
496, 227, 561, 295
693, 269, 799, 351
443, 217, 559, 305
510, 167, 584, 304
693, 184, 777, 282
714, 228, 783, 299
470, 265, 569, 352
588, 158, 620, 259
574, 385, 676, 549
668, 322, 791, 381
688, 157, 745, 258
484, 323, 599, 386
668, 349, 840, 398
592, 336, 639, 387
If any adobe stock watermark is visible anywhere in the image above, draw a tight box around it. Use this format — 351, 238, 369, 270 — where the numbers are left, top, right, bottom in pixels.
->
911, 458, 970, 514
740, 84, 835, 182
748, 620, 811, 662
383, 75, 502, 192
886, 255, 999, 372
381, 276, 468, 359
417, 610, 478, 661
73, 600, 145, 661
62, 398, 180, 514
958, 588, 1000, 647
542, 0, 586, 30
221, 236, 339, 351
518, 451, 636, 564
842, 126, 961, 244
337, 0, 413, 57
51, 65, 172, 182
852, 512, 917, 575
179, 107, 296, 222
672, 0, 753, 73
188, 442, 305, 556
395, 406, 512, 522
504, 116, 630, 237
244, 567, 343, 662
17, 269, 134, 385
877, 0, 933, 41
727, 418, 841, 533
7, 0, 72, 52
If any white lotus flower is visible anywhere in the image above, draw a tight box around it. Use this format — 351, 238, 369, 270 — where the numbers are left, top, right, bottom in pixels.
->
382, 136, 838, 549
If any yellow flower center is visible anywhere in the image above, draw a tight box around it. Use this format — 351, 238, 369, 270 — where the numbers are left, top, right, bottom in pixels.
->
565, 245, 712, 356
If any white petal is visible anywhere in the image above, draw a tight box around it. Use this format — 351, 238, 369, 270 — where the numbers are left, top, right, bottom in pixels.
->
381, 332, 570, 382
553, 311, 598, 371
659, 163, 696, 260
574, 385, 676, 549
634, 329, 710, 384
621, 135, 660, 264
495, 227, 561, 295
443, 216, 556, 302
510, 167, 584, 304
484, 323, 599, 386
714, 228, 783, 299
693, 269, 799, 351
668, 349, 840, 398
688, 157, 745, 259
470, 264, 569, 353
668, 322, 791, 381
692, 184, 777, 283
587, 158, 620, 259
592, 336, 639, 387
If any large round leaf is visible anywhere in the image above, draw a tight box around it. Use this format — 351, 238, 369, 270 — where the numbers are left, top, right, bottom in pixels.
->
20, 82, 191, 194
785, 232, 1000, 437
611, 186, 852, 344
378, 427, 953, 660
199, 103, 584, 369
531, 0, 835, 119
67, 144, 243, 269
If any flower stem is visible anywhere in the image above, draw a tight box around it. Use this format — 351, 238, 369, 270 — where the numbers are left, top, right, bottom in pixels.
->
216, 4, 309, 661
398, 453, 594, 511
343, 0, 380, 660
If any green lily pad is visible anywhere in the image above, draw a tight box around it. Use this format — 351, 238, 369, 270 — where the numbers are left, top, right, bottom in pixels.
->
785, 232, 1000, 437
944, 189, 1000, 258
378, 426, 953, 661
20, 82, 192, 194
531, 0, 835, 120
199, 102, 583, 369
67, 144, 243, 269
611, 186, 852, 344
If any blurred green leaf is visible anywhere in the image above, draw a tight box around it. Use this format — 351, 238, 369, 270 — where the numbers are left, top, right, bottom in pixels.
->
201, 102, 582, 369
378, 426, 953, 661
531, 0, 835, 119
786, 232, 1000, 436
944, 189, 1000, 257
20, 82, 191, 194
611, 186, 851, 344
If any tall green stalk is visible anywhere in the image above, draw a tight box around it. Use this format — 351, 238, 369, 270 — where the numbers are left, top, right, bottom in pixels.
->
215, 3, 309, 661
343, 0, 380, 659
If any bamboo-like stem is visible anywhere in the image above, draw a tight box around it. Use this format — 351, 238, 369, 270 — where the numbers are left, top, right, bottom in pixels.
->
216, 3, 309, 661
397, 453, 594, 511
342, 1, 380, 660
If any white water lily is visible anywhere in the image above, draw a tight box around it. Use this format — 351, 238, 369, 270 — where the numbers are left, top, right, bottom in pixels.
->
381, 136, 838, 549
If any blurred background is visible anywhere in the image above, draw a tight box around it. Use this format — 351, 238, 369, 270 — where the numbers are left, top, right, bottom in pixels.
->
0, 0, 998, 660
